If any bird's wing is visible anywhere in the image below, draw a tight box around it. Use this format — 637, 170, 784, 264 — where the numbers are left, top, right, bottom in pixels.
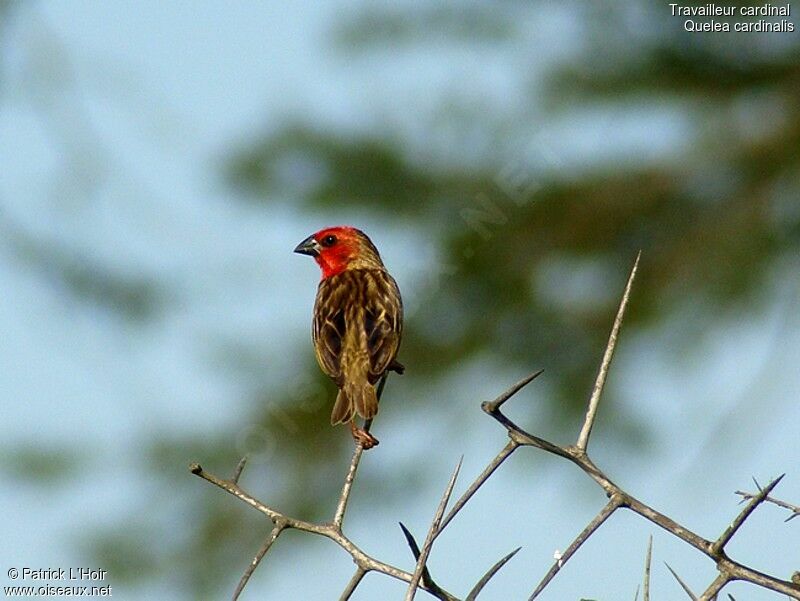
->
363, 270, 403, 381
312, 279, 346, 382
313, 269, 403, 384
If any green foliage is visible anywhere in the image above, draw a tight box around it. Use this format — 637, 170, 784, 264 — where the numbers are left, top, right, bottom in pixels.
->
1, 444, 87, 486
1, 213, 163, 321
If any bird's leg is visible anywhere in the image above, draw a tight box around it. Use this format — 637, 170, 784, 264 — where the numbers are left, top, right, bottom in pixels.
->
350, 420, 379, 449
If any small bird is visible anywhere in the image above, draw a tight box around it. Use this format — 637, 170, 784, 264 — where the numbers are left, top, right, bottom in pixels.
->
294, 226, 403, 449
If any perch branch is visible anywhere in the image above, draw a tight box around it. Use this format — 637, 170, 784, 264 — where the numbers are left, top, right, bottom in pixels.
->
190, 462, 460, 599
333, 445, 365, 529
191, 374, 461, 601
193, 252, 799, 599
334, 375, 388, 528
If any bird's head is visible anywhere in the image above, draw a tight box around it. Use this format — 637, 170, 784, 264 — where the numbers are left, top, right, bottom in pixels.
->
294, 226, 384, 279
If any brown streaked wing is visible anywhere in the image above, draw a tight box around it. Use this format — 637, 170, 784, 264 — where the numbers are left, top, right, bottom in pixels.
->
363, 270, 403, 381
312, 276, 351, 382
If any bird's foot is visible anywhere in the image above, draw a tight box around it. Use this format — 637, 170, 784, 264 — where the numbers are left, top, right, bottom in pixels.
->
350, 423, 379, 450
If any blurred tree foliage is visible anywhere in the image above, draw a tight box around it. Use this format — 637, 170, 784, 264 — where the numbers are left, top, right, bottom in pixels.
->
3, 2, 799, 599
226, 4, 799, 411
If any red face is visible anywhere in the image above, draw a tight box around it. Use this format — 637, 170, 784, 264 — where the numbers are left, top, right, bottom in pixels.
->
294, 226, 360, 279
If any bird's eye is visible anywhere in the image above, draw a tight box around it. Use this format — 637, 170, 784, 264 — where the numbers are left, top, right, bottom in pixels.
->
321, 235, 337, 247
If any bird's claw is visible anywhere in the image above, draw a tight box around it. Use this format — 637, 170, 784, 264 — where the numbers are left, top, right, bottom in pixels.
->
350, 424, 379, 449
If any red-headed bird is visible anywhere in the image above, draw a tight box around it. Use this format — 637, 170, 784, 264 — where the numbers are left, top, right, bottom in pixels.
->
294, 226, 403, 449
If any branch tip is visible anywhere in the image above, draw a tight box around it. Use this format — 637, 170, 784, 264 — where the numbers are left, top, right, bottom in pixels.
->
664, 562, 698, 600
713, 475, 785, 555
698, 573, 729, 601
398, 522, 421, 558
734, 482, 800, 523
398, 523, 451, 600
576, 252, 639, 451
465, 547, 521, 601
189, 462, 202, 475
529, 497, 620, 600
483, 369, 544, 414
338, 568, 368, 601
232, 455, 249, 484
232, 524, 285, 601
643, 534, 653, 601
404, 457, 463, 601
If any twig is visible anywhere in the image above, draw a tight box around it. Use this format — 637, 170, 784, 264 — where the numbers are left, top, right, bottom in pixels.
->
232, 455, 248, 485
333, 445, 364, 529
698, 573, 730, 601
529, 496, 623, 600
190, 366, 461, 601
735, 488, 800, 522
711, 475, 784, 555
405, 458, 463, 601
665, 562, 698, 600
339, 568, 367, 601
439, 370, 543, 533
190, 462, 460, 599
576, 251, 639, 451
398, 523, 454, 601
482, 369, 545, 413
440, 440, 519, 531
334, 375, 389, 529
232, 522, 286, 601
643, 534, 653, 601
464, 547, 521, 601
395, 372, 542, 600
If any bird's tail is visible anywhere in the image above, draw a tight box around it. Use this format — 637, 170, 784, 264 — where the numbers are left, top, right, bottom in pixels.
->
331, 381, 378, 425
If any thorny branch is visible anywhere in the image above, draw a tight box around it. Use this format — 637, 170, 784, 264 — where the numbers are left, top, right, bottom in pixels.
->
191, 251, 800, 599
339, 568, 367, 601
479, 253, 800, 600
735, 480, 800, 522
665, 562, 699, 600
189, 458, 461, 600
643, 535, 653, 601
405, 458, 462, 601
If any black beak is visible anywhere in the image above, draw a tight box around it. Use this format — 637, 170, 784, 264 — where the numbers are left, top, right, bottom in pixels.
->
293, 235, 321, 257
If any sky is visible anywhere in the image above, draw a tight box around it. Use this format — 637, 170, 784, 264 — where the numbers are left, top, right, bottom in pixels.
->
1, 2, 799, 600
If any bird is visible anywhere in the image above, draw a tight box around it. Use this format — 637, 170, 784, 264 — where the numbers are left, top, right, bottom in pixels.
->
294, 226, 404, 449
